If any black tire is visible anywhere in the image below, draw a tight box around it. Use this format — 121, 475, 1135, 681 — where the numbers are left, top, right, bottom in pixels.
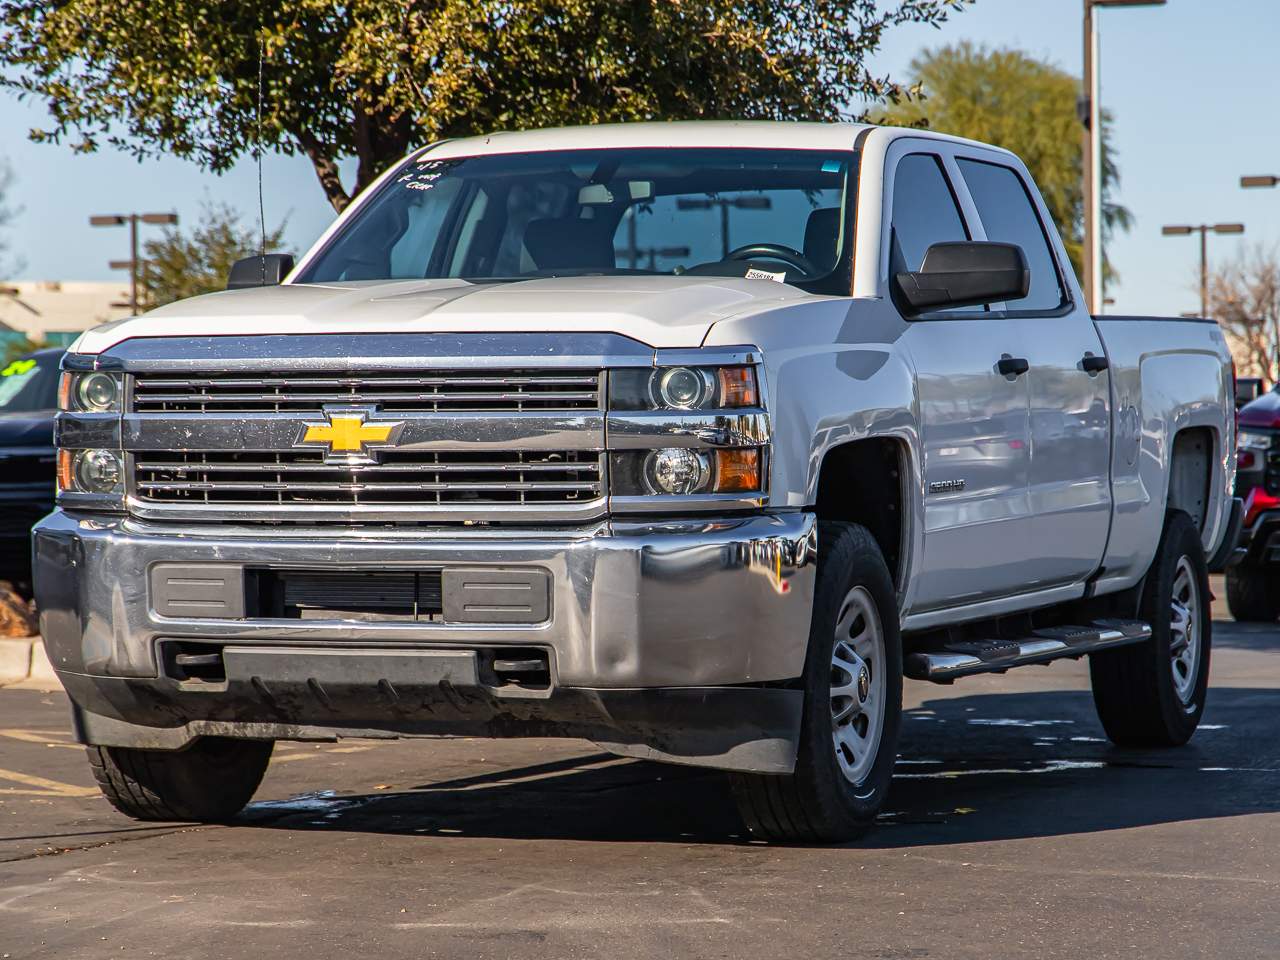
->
730, 521, 902, 843
1224, 562, 1280, 622
87, 737, 273, 822
1090, 510, 1211, 747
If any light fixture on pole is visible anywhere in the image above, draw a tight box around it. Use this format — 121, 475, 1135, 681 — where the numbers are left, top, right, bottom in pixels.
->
1161, 222, 1244, 319
1241, 175, 1279, 189
1082, 0, 1166, 316
89, 212, 179, 313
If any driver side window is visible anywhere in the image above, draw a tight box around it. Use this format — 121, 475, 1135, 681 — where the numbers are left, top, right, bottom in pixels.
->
890, 153, 970, 272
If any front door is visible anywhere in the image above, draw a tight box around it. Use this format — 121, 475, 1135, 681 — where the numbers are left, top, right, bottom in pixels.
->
888, 150, 1038, 611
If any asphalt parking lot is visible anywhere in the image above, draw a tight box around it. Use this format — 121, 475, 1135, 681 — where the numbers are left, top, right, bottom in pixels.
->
1, 579, 1277, 959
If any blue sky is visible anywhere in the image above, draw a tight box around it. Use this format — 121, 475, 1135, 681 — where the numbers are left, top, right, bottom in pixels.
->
2, 0, 1277, 318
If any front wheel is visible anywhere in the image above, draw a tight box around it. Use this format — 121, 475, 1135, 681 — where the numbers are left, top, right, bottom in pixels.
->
1090, 510, 1211, 746
730, 521, 902, 843
87, 737, 274, 822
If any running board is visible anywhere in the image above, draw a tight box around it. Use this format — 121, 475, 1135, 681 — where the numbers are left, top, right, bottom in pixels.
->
904, 619, 1152, 684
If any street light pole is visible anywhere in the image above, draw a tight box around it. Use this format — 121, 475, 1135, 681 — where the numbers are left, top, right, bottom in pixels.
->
1161, 223, 1245, 319
1082, 0, 1166, 315
89, 212, 179, 313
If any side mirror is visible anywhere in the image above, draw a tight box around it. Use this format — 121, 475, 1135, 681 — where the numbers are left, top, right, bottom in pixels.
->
227, 253, 295, 290
894, 241, 1029, 315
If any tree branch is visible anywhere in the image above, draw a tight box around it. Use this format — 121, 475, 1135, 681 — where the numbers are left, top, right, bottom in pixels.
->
295, 129, 351, 214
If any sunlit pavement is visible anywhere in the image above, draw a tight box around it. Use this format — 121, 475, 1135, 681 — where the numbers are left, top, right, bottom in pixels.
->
1, 576, 1277, 959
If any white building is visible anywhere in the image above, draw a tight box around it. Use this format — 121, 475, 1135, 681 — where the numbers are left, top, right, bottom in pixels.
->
0, 281, 133, 346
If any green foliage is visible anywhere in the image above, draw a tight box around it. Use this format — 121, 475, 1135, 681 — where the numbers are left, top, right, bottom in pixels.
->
140, 203, 288, 308
0, 0, 970, 214
874, 42, 1133, 286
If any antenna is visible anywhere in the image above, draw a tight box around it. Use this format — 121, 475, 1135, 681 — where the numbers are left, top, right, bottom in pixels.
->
256, 33, 266, 284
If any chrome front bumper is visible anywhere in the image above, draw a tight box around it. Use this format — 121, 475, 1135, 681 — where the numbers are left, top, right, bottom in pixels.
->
33, 510, 816, 772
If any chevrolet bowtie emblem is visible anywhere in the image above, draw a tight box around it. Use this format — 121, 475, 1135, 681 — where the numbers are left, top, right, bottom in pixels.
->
296, 407, 405, 463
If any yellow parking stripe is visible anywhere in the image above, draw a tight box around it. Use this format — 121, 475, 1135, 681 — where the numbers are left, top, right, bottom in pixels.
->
0, 767, 99, 798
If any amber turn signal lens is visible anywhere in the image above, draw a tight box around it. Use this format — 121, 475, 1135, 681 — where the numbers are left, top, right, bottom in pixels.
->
56, 449, 74, 493
717, 366, 758, 408
57, 372, 72, 411
713, 448, 761, 493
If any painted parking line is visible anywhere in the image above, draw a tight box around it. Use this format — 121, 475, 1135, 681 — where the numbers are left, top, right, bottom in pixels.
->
0, 767, 99, 798
0, 728, 80, 750
272, 745, 374, 763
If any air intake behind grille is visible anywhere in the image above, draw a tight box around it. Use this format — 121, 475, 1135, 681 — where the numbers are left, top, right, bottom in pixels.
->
255, 569, 444, 621
132, 449, 603, 507
131, 370, 602, 413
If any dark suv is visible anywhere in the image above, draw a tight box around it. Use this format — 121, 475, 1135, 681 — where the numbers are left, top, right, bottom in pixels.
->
1227, 386, 1280, 620
0, 347, 62, 584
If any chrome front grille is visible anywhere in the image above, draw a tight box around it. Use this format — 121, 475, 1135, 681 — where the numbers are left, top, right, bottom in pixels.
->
133, 450, 604, 507
131, 370, 602, 413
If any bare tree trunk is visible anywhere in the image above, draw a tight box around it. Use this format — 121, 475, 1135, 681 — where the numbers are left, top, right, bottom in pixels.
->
295, 130, 352, 214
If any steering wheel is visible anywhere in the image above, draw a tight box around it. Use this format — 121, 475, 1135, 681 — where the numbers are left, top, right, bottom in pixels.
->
726, 243, 818, 276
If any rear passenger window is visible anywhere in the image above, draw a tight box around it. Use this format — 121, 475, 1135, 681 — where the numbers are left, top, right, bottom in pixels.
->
958, 159, 1065, 312
890, 154, 969, 273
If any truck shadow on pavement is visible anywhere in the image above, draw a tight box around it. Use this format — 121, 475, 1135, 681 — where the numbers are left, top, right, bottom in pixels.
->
239, 684, 1280, 848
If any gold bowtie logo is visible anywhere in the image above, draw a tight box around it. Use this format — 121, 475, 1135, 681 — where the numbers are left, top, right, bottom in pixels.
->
296, 408, 404, 462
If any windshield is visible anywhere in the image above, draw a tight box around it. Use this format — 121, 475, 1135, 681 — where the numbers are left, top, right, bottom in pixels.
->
298, 147, 854, 293
0, 353, 60, 414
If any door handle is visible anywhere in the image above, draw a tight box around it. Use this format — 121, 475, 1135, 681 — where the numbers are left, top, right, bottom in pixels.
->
1081, 353, 1109, 374
997, 355, 1030, 377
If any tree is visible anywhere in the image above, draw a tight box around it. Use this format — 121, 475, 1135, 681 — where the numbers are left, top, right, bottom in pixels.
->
1208, 245, 1280, 385
873, 42, 1132, 287
140, 203, 289, 307
0, 0, 970, 215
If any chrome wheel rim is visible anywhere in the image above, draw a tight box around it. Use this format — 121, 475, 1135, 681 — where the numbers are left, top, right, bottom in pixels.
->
830, 586, 886, 785
1170, 556, 1200, 704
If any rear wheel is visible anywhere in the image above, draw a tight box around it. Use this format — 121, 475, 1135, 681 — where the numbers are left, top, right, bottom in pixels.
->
1090, 511, 1211, 746
730, 521, 902, 843
1224, 562, 1280, 622
87, 737, 273, 822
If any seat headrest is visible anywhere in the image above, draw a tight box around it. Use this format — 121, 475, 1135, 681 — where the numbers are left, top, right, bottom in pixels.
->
803, 207, 842, 271
523, 217, 615, 271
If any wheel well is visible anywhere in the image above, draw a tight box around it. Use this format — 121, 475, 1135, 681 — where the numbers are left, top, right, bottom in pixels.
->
812, 438, 905, 587
1168, 427, 1214, 531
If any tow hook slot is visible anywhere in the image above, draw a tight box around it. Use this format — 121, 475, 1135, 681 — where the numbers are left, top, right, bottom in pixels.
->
483, 648, 552, 691
160, 641, 227, 686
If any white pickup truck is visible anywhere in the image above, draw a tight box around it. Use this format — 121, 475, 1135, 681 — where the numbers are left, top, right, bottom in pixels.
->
36, 122, 1240, 842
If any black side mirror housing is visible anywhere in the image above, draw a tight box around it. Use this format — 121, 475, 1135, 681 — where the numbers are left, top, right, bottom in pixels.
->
894, 241, 1030, 315
227, 253, 296, 290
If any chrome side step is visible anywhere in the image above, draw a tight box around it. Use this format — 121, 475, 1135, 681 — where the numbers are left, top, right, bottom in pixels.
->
904, 619, 1152, 684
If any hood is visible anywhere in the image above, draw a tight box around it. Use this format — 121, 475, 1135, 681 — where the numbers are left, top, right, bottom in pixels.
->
1239, 389, 1280, 429
71, 275, 813, 355
0, 411, 55, 448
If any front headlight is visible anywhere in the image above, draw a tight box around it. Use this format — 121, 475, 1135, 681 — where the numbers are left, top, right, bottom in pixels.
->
57, 448, 124, 496
609, 365, 759, 411
610, 447, 765, 497
58, 371, 122, 413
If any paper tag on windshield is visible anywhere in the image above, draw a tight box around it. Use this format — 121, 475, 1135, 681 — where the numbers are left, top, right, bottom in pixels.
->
745, 267, 786, 283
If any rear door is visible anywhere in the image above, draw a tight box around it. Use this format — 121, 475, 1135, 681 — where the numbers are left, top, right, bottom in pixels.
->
953, 153, 1112, 589
889, 145, 1037, 611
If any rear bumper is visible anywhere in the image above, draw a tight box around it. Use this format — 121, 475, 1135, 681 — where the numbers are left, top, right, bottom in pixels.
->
34, 510, 816, 772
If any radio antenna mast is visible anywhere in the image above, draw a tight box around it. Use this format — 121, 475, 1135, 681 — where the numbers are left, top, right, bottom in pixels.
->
256, 32, 266, 284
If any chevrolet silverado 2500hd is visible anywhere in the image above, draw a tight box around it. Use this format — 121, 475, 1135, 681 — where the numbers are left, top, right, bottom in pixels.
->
35, 122, 1240, 842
